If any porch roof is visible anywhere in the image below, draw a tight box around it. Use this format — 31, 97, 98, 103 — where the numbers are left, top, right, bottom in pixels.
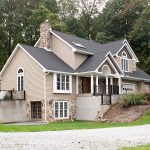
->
124, 68, 150, 81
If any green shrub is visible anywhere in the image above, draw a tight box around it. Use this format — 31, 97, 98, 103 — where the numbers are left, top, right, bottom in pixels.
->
144, 93, 150, 101
122, 93, 145, 107
3, 94, 11, 100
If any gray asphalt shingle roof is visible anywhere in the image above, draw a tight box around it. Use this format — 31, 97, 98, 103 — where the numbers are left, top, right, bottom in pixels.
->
52, 30, 124, 72
52, 30, 124, 55
20, 44, 74, 73
124, 68, 150, 80
19, 31, 150, 81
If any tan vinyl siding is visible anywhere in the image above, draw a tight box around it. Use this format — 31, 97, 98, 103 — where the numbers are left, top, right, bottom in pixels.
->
75, 53, 87, 70
51, 35, 87, 70
45, 73, 76, 121
1, 48, 44, 100
51, 35, 75, 69
46, 73, 76, 100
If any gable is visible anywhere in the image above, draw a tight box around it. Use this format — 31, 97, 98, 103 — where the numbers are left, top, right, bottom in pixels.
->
98, 60, 115, 74
116, 40, 139, 62
118, 46, 132, 59
1, 47, 44, 96
107, 54, 122, 74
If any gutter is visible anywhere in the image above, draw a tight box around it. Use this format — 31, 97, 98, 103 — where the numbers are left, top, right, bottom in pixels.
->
122, 76, 150, 82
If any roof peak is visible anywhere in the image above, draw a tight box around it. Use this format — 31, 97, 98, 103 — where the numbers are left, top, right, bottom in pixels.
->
52, 29, 125, 46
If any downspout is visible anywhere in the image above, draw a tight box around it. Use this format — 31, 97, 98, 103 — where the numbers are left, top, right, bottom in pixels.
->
44, 71, 49, 122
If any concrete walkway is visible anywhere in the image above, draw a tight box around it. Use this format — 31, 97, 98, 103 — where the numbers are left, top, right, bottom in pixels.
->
0, 125, 150, 150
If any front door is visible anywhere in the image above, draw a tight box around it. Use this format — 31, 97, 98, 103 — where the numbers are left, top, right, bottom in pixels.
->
31, 101, 42, 121
82, 77, 91, 93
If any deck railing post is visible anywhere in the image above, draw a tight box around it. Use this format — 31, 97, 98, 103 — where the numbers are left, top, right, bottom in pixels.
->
10, 90, 13, 99
24, 91, 26, 99
110, 94, 112, 104
101, 94, 103, 105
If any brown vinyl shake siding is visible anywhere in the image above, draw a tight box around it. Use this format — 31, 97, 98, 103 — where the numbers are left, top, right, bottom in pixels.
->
1, 48, 44, 100
114, 56, 135, 72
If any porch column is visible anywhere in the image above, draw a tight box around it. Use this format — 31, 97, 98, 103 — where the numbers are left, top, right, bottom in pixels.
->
91, 74, 94, 94
118, 77, 122, 94
76, 76, 79, 94
96, 74, 99, 94
110, 77, 113, 94
106, 76, 109, 94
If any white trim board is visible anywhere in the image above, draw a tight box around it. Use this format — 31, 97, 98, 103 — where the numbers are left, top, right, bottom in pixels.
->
34, 37, 41, 47
95, 55, 121, 76
50, 30, 93, 55
123, 76, 150, 82
106, 52, 124, 74
0, 44, 46, 77
117, 41, 139, 62
0, 44, 20, 77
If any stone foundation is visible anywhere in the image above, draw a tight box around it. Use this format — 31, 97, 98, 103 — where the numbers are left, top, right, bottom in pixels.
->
27, 98, 76, 122
46, 99, 76, 122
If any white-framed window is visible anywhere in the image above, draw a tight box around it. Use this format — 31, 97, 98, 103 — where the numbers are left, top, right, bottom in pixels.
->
54, 101, 69, 119
53, 73, 72, 93
121, 52, 128, 72
17, 68, 24, 91
122, 83, 135, 93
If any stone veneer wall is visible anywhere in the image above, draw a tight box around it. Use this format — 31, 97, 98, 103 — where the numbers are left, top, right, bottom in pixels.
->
45, 98, 76, 122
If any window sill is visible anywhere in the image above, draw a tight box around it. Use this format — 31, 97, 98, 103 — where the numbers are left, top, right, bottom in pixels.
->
54, 117, 69, 120
53, 90, 72, 94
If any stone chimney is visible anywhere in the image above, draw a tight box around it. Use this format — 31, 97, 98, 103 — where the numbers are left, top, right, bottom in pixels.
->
39, 20, 52, 50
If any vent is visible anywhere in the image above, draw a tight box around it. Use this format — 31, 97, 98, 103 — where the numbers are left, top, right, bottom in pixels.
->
71, 42, 86, 49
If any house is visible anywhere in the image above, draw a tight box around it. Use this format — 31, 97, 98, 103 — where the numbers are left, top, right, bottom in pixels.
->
0, 20, 150, 122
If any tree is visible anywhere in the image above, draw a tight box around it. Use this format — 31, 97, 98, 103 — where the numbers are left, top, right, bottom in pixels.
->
100, 0, 147, 39
57, 0, 77, 22
76, 0, 104, 39
65, 17, 86, 38
128, 6, 150, 74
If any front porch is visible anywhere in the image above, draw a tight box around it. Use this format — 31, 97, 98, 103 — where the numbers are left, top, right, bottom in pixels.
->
76, 74, 122, 96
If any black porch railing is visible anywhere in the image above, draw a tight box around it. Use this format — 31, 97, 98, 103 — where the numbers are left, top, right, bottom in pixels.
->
0, 90, 26, 100
101, 94, 111, 105
94, 85, 119, 95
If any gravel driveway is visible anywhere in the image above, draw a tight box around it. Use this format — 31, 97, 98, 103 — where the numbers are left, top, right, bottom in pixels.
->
0, 125, 150, 150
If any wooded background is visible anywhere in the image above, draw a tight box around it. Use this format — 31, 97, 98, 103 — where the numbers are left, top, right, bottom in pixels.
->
0, 0, 149, 74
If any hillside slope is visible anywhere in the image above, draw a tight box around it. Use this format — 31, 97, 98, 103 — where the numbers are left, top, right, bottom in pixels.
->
103, 103, 150, 123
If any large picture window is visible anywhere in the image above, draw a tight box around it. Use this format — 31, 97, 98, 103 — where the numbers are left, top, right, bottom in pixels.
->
53, 73, 72, 93
54, 101, 69, 119
17, 68, 24, 91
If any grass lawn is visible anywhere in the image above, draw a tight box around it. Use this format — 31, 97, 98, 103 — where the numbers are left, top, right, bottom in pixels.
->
0, 110, 150, 132
119, 144, 150, 150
